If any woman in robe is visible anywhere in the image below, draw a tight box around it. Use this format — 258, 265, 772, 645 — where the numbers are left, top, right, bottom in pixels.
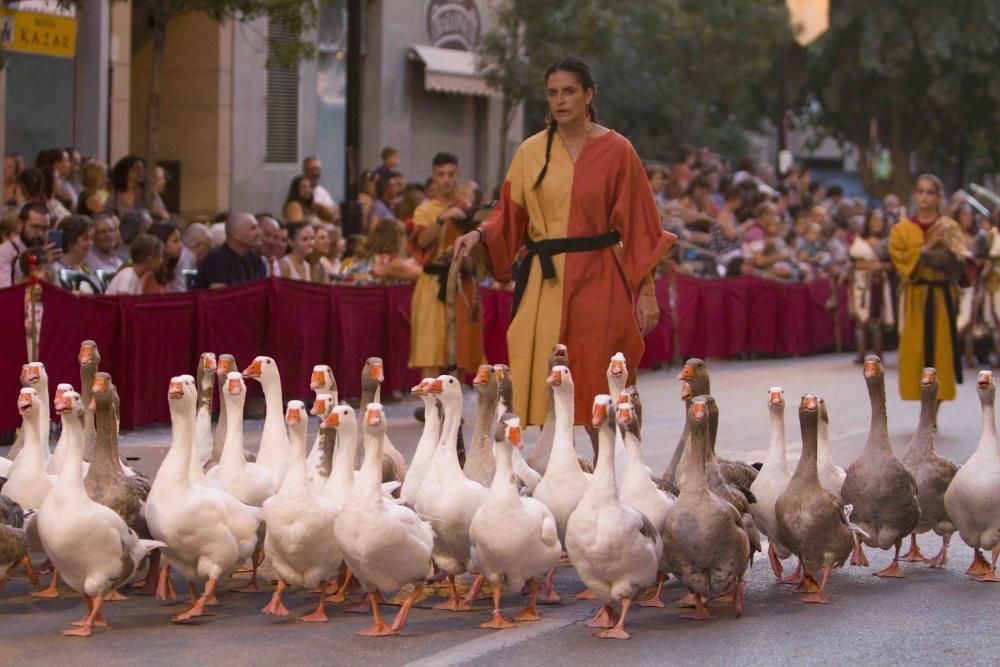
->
454, 56, 674, 426
849, 207, 894, 362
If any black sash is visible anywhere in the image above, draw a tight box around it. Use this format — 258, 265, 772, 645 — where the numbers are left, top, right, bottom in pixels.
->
422, 262, 449, 303
913, 278, 963, 384
511, 231, 621, 318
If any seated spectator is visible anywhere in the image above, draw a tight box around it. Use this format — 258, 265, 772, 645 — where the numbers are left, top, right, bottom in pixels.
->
278, 221, 317, 281
309, 223, 335, 282
0, 202, 59, 288
358, 169, 377, 230
36, 148, 74, 218
17, 245, 52, 284
302, 156, 340, 224
795, 222, 830, 280
325, 225, 345, 276
342, 218, 422, 284
115, 210, 154, 262
104, 155, 149, 218
152, 166, 170, 220
51, 215, 94, 275
145, 222, 183, 293
106, 234, 163, 295
339, 233, 366, 273
708, 185, 750, 264
77, 161, 109, 216
86, 213, 123, 274
283, 175, 314, 223
179, 222, 214, 269
194, 212, 266, 289
745, 204, 797, 280
370, 171, 399, 222
257, 214, 286, 276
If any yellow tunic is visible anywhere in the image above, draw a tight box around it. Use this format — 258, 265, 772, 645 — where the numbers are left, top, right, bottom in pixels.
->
888, 218, 961, 401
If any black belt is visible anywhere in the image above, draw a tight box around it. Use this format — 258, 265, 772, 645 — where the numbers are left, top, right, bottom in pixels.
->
511, 231, 621, 318
423, 263, 449, 302
912, 279, 962, 385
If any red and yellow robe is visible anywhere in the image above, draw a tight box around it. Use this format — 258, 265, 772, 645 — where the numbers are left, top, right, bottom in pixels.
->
480, 130, 674, 425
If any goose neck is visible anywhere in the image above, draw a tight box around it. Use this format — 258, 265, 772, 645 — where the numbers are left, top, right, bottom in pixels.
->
910, 387, 937, 457
330, 422, 357, 484
220, 396, 246, 466
281, 423, 309, 491
489, 439, 517, 497
91, 399, 121, 473
792, 412, 820, 484
550, 387, 576, 463
977, 398, 998, 456
765, 405, 788, 469
163, 404, 195, 481
57, 413, 86, 491
592, 423, 618, 496
358, 429, 384, 493
864, 378, 891, 453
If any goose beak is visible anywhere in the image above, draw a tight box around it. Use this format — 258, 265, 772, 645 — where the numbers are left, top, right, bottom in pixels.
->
692, 401, 707, 421
21, 366, 40, 385
473, 367, 491, 387
323, 411, 341, 428
92, 376, 108, 394
286, 409, 302, 427
863, 359, 880, 379
410, 380, 427, 395
617, 404, 632, 423
616, 391, 630, 406
609, 357, 626, 377
680, 382, 693, 401
310, 370, 326, 390
242, 360, 262, 379
216, 358, 231, 376
370, 363, 384, 383
227, 378, 242, 395
17, 391, 33, 414
78, 345, 94, 365
366, 407, 382, 426
801, 394, 818, 411
54, 395, 72, 414
920, 369, 936, 387
494, 366, 506, 383
310, 399, 327, 416
591, 402, 608, 429
677, 364, 694, 381
508, 424, 523, 448
768, 388, 784, 406
546, 370, 563, 387
428, 379, 444, 394
168, 381, 185, 400
978, 371, 993, 389
202, 354, 216, 371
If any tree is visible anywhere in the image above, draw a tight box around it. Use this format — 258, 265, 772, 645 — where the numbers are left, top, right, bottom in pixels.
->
801, 0, 1000, 195
57, 0, 324, 209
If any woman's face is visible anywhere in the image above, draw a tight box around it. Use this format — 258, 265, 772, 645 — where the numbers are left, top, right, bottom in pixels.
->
298, 178, 313, 201
545, 70, 592, 127
155, 167, 167, 195
68, 228, 94, 260
291, 226, 315, 257
164, 229, 182, 258
914, 178, 939, 212
958, 206, 974, 230
4, 156, 18, 183
649, 172, 665, 194
868, 210, 885, 236
314, 226, 330, 255
129, 161, 145, 187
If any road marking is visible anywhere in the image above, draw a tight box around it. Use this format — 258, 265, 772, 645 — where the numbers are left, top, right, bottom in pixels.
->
405, 605, 593, 667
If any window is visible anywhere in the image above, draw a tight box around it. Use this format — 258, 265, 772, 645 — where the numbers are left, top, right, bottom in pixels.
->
265, 20, 299, 164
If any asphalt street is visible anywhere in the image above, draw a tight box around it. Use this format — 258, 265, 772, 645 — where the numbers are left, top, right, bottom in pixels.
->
2, 351, 998, 666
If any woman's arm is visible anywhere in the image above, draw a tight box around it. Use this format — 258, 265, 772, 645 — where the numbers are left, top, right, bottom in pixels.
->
374, 255, 423, 281
284, 201, 304, 222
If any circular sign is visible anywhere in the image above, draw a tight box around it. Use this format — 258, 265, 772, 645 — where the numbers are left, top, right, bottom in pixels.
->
426, 0, 481, 51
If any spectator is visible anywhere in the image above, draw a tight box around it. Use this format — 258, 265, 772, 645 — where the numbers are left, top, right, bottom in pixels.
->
146, 222, 184, 293
669, 146, 696, 199
374, 146, 400, 181
115, 210, 153, 262
1, 207, 18, 242
646, 165, 669, 211
17, 245, 52, 284
151, 166, 170, 220
340, 233, 366, 273
4, 153, 24, 207
86, 213, 123, 274
283, 175, 314, 223
309, 223, 335, 281
708, 185, 750, 263
325, 225, 345, 276
51, 215, 94, 276
302, 155, 340, 223
883, 193, 902, 225
745, 203, 796, 280
257, 214, 286, 276
104, 155, 148, 218
342, 218, 422, 284
849, 208, 894, 361
36, 148, 75, 216
278, 221, 317, 281
358, 169, 377, 230
396, 187, 426, 233
12, 167, 46, 209
371, 171, 399, 222
194, 212, 266, 289
77, 161, 109, 216
178, 222, 214, 277
0, 202, 60, 288
106, 234, 164, 295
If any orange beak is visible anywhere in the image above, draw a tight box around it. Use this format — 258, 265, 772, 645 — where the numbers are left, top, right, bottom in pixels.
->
610, 357, 626, 376
78, 345, 93, 365
168, 381, 184, 399
410, 380, 427, 395
366, 407, 382, 426
692, 401, 707, 421
243, 359, 262, 379
473, 368, 491, 386
216, 358, 233, 376
494, 367, 506, 383
54, 394, 72, 413
591, 401, 608, 429
546, 369, 563, 387
768, 389, 784, 406
920, 369, 936, 387
617, 404, 632, 423
202, 354, 216, 371
310, 370, 326, 390
323, 411, 341, 428
616, 391, 630, 406
508, 425, 523, 448
677, 364, 694, 381
227, 378, 242, 395
978, 371, 993, 389
21, 366, 40, 385
801, 394, 818, 411
863, 359, 879, 379
17, 390, 33, 414
370, 363, 384, 383
286, 409, 302, 427
310, 398, 327, 416
680, 382, 693, 401
428, 379, 444, 394
92, 376, 108, 395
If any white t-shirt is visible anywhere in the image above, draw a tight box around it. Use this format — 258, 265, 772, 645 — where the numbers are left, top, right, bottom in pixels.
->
106, 266, 141, 295
313, 183, 334, 208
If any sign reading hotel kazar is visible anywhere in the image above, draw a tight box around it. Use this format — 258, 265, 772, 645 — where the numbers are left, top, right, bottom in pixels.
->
0, 8, 77, 58
426, 0, 481, 51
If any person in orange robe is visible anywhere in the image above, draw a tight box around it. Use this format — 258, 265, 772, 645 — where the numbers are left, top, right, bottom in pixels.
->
455, 56, 675, 426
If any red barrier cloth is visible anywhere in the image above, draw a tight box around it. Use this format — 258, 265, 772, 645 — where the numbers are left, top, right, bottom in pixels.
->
0, 285, 30, 434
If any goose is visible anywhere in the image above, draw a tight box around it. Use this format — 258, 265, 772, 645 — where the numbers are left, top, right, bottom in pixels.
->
334, 403, 434, 636
663, 396, 750, 620
83, 373, 158, 597
242, 356, 291, 486
774, 394, 854, 604
145, 375, 264, 623
305, 364, 337, 491
194, 353, 218, 468
494, 365, 541, 494
0, 495, 32, 594
205, 354, 239, 468
4, 388, 55, 513
322, 405, 360, 511
749, 387, 794, 581
944, 370, 1000, 581
17, 363, 52, 468
36, 390, 164, 636
414, 374, 488, 612
463, 365, 501, 488
616, 399, 674, 607
565, 396, 660, 640
816, 398, 846, 498
206, 373, 275, 506
47, 383, 89, 476
469, 416, 561, 629
531, 365, 591, 603
306, 393, 335, 492
663, 359, 711, 486
359, 357, 407, 483
400, 378, 442, 506
899, 368, 959, 567
260, 401, 342, 622
606, 353, 631, 481
841, 355, 920, 577
525, 344, 569, 475
78, 341, 100, 461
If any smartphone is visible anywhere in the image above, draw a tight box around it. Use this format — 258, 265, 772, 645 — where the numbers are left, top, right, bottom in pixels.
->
47, 229, 63, 248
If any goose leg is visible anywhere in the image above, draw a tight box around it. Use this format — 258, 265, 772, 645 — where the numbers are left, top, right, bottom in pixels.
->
767, 543, 784, 580
850, 536, 869, 567
678, 592, 714, 621
261, 579, 290, 616
898, 534, 926, 562
730, 577, 745, 617
71, 595, 109, 627
675, 591, 699, 607
478, 583, 515, 629
104, 588, 129, 601
576, 586, 595, 600
779, 559, 803, 585
462, 574, 486, 605
298, 581, 329, 622
30, 567, 60, 598
156, 563, 176, 601
20, 556, 40, 585
586, 604, 619, 629
638, 573, 666, 608
356, 590, 392, 636
596, 598, 633, 640
433, 574, 472, 611
540, 568, 561, 604
235, 544, 265, 592
327, 569, 354, 604
134, 550, 162, 595
389, 584, 424, 635
800, 565, 832, 604
62, 595, 106, 637
513, 579, 541, 621
972, 546, 999, 583
965, 549, 991, 577
925, 532, 951, 568
873, 538, 906, 578
345, 591, 372, 614
173, 577, 218, 622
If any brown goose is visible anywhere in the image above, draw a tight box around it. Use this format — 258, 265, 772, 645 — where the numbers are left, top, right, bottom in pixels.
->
898, 368, 959, 566
525, 344, 570, 475
462, 365, 501, 487
663, 359, 711, 486
360, 358, 407, 484
78, 340, 100, 461
494, 364, 545, 491
841, 355, 920, 577
0, 495, 34, 593
663, 396, 750, 620
775, 394, 854, 604
84, 373, 159, 595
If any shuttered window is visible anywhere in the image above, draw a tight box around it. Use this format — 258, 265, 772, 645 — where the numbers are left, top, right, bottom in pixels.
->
265, 21, 299, 164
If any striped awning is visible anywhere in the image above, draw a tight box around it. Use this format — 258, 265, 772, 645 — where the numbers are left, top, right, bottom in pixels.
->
408, 44, 500, 98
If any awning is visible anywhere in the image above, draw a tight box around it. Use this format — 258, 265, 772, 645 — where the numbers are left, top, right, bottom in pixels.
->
408, 45, 500, 98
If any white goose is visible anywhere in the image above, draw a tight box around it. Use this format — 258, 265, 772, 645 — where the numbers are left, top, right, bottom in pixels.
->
16, 363, 52, 468
36, 390, 164, 637
616, 400, 674, 607
334, 403, 434, 636
816, 398, 846, 498
565, 396, 660, 640
606, 353, 630, 481
242, 356, 291, 486
47, 383, 89, 476
305, 364, 338, 491
306, 393, 335, 492
749, 387, 794, 581
261, 401, 342, 622
531, 365, 590, 602
469, 417, 561, 629
400, 378, 442, 506
414, 374, 488, 612
4, 388, 55, 511
321, 404, 359, 511
194, 353, 218, 467
207, 373, 275, 506
145, 375, 264, 623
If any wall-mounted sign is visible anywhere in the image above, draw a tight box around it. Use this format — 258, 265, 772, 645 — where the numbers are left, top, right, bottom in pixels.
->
0, 8, 77, 58
426, 0, 481, 51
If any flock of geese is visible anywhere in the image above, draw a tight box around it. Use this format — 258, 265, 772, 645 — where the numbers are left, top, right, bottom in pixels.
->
1, 342, 999, 640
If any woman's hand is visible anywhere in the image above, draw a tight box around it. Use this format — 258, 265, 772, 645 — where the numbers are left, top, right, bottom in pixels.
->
635, 292, 660, 336
453, 229, 482, 261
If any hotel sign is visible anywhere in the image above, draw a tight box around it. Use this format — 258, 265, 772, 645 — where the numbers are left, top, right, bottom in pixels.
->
426, 0, 481, 51
0, 7, 77, 58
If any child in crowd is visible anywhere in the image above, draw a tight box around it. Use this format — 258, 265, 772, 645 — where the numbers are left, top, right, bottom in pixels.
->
106, 234, 163, 295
